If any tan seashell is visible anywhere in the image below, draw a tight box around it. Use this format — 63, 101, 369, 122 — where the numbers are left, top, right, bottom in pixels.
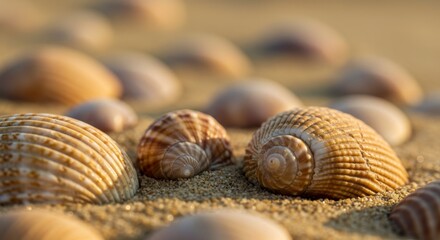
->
0, 113, 139, 205
148, 210, 291, 240
0, 209, 103, 240
329, 95, 411, 146
137, 109, 232, 179
243, 107, 408, 199
164, 34, 251, 78
332, 56, 423, 105
206, 79, 303, 128
65, 98, 138, 133
389, 180, 440, 240
0, 46, 121, 106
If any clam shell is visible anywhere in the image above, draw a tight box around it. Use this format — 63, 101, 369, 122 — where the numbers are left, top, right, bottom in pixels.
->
389, 180, 440, 240
137, 109, 232, 179
329, 95, 411, 146
148, 210, 291, 240
206, 78, 303, 128
0, 46, 121, 105
243, 106, 408, 199
0, 209, 103, 240
65, 98, 138, 133
0, 113, 139, 205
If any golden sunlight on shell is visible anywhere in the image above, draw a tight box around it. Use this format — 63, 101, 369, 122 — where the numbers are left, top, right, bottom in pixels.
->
244, 107, 408, 199
148, 210, 291, 240
0, 113, 139, 205
0, 46, 121, 105
329, 95, 411, 146
206, 78, 303, 128
137, 109, 232, 179
0, 209, 103, 240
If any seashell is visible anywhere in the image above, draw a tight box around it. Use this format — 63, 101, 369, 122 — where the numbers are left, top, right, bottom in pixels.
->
137, 109, 232, 179
329, 95, 411, 146
65, 98, 138, 133
163, 34, 251, 78
0, 113, 139, 205
148, 210, 291, 240
0, 46, 121, 106
332, 56, 423, 105
413, 92, 440, 115
389, 180, 440, 240
243, 106, 408, 199
206, 78, 303, 128
0, 209, 103, 240
104, 53, 181, 104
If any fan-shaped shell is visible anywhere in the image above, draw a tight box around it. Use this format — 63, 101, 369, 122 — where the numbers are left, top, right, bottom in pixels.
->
148, 210, 291, 240
65, 98, 138, 133
0, 113, 139, 205
0, 46, 121, 105
137, 109, 232, 179
0, 209, 103, 240
243, 107, 408, 199
389, 180, 440, 240
206, 78, 303, 128
329, 95, 411, 146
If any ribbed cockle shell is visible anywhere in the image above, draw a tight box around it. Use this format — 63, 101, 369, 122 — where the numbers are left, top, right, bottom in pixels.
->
244, 107, 408, 199
137, 109, 232, 179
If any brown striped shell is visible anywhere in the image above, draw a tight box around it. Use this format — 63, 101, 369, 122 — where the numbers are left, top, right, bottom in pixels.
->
137, 109, 232, 179
0, 113, 139, 205
389, 180, 440, 240
0, 46, 121, 106
0, 209, 103, 240
243, 107, 408, 199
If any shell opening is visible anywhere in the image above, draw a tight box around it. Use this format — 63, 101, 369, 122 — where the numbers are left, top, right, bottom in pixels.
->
162, 142, 209, 179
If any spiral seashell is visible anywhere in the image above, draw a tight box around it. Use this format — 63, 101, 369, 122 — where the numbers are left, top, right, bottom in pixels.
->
0, 46, 121, 105
389, 180, 440, 240
0, 113, 139, 205
137, 109, 232, 179
65, 98, 138, 133
332, 56, 423, 105
329, 95, 411, 146
148, 210, 291, 240
206, 78, 303, 128
243, 106, 408, 199
0, 209, 103, 240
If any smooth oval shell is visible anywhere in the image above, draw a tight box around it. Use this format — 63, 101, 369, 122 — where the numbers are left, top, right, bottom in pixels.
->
206, 79, 303, 128
332, 56, 423, 105
244, 106, 408, 199
390, 180, 440, 240
0, 113, 139, 205
0, 209, 103, 240
148, 210, 291, 240
0, 46, 121, 106
329, 95, 411, 146
137, 109, 232, 179
65, 98, 138, 133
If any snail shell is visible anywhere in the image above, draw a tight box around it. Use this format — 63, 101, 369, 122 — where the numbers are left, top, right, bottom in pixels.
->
137, 109, 232, 179
0, 209, 103, 240
389, 180, 440, 240
148, 210, 291, 240
0, 113, 139, 205
65, 98, 138, 133
0, 46, 121, 105
243, 107, 408, 199
206, 78, 303, 128
329, 95, 411, 146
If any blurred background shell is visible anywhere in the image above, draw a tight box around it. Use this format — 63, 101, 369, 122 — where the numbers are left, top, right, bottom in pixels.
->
65, 98, 138, 133
329, 95, 411, 146
148, 210, 291, 240
331, 56, 423, 106
0, 46, 121, 105
0, 209, 103, 240
0, 0, 44, 34
205, 78, 303, 128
